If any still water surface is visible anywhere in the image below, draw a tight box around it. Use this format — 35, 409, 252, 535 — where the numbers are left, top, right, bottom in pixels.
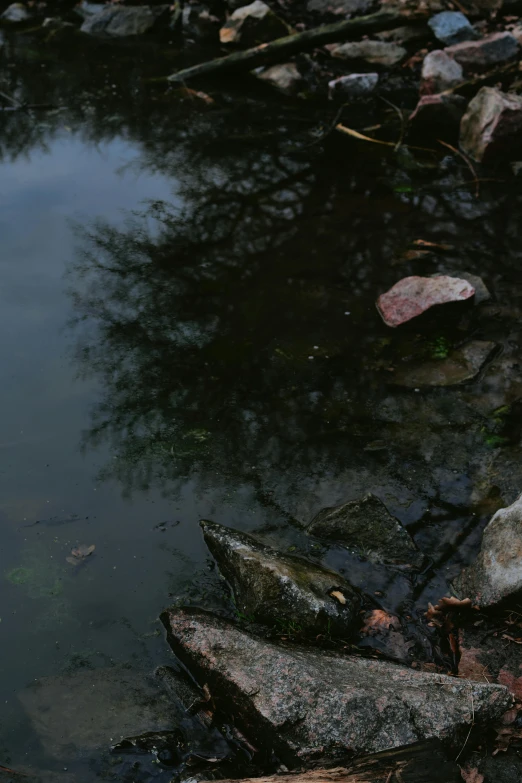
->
1, 31, 522, 780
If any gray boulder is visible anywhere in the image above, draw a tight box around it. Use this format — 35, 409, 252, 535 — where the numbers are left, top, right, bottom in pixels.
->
201, 520, 362, 636
328, 72, 378, 99
391, 341, 497, 389
307, 493, 424, 567
164, 609, 512, 759
0, 3, 30, 22
256, 63, 303, 94
453, 493, 522, 608
428, 11, 476, 46
460, 86, 522, 163
421, 50, 463, 95
80, 4, 170, 36
445, 32, 518, 70
219, 1, 290, 46
331, 39, 406, 67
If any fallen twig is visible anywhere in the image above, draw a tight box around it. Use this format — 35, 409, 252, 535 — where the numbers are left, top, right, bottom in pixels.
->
336, 123, 437, 154
167, 9, 428, 82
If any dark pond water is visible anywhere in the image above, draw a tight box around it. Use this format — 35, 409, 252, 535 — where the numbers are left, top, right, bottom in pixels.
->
1, 27, 522, 782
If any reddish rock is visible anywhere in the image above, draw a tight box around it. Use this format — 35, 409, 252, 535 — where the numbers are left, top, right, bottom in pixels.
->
445, 32, 518, 70
460, 87, 522, 163
376, 275, 475, 328
163, 609, 512, 758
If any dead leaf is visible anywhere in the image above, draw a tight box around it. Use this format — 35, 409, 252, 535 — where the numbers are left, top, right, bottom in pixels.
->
425, 596, 474, 622
362, 609, 400, 633
330, 590, 346, 605
413, 239, 454, 251
460, 766, 484, 783
66, 544, 95, 565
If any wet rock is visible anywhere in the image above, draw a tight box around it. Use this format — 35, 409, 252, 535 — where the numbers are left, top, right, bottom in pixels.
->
307, 493, 423, 567
428, 12, 476, 46
256, 63, 303, 95
18, 665, 186, 761
331, 40, 406, 67
307, 0, 373, 13
201, 520, 362, 636
80, 4, 170, 37
392, 340, 497, 388
460, 87, 522, 164
219, 1, 290, 47
453, 494, 522, 609
421, 50, 463, 95
0, 3, 30, 22
445, 32, 519, 70
409, 94, 466, 134
328, 72, 378, 99
377, 275, 475, 328
164, 609, 512, 759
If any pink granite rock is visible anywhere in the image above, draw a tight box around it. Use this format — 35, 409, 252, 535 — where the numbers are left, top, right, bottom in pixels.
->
163, 609, 511, 758
377, 275, 475, 328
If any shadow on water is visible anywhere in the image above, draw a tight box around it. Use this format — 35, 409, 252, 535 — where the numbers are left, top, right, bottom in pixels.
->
1, 25, 522, 781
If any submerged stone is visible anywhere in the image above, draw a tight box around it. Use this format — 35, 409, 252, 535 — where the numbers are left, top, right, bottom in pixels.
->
453, 494, 522, 608
460, 87, 522, 163
392, 340, 496, 388
307, 493, 423, 567
80, 4, 170, 36
376, 275, 475, 327
219, 1, 290, 46
18, 666, 189, 761
164, 609, 512, 759
201, 520, 362, 636
428, 12, 476, 46
331, 40, 406, 66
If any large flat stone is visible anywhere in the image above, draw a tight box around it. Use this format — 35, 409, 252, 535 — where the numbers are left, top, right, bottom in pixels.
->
307, 493, 424, 567
201, 520, 362, 636
376, 275, 475, 328
163, 609, 512, 760
453, 494, 522, 608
